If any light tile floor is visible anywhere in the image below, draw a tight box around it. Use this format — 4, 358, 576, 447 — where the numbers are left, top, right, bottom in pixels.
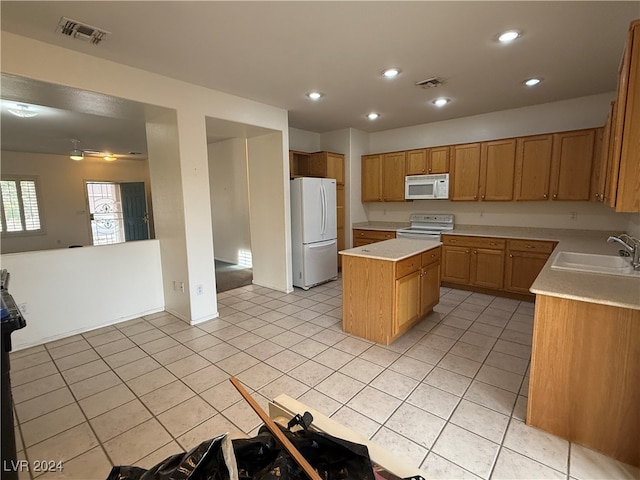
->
9, 281, 639, 480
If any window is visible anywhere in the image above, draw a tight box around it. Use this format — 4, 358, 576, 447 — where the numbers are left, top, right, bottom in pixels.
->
0, 177, 42, 234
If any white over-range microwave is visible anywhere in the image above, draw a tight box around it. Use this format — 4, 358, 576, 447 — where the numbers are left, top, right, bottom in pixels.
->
405, 173, 449, 200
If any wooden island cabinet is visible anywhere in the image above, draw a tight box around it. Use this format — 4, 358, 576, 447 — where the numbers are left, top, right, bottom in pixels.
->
340, 239, 441, 345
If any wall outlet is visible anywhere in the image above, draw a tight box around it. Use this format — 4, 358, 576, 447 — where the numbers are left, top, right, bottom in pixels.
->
179, 282, 185, 293
196, 284, 204, 295
18, 303, 27, 314
570, 211, 578, 221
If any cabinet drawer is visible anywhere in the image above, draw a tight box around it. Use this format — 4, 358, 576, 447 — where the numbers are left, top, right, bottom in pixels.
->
421, 247, 441, 266
396, 254, 421, 279
507, 239, 556, 254
442, 235, 506, 250
353, 229, 397, 240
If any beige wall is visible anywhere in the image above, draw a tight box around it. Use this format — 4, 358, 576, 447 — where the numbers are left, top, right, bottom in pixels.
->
208, 138, 252, 265
1, 150, 151, 253
247, 132, 291, 291
3, 31, 291, 328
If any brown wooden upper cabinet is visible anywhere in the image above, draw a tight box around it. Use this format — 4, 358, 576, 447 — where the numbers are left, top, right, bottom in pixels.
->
550, 129, 595, 201
451, 140, 515, 201
311, 152, 344, 184
514, 134, 553, 201
361, 152, 406, 202
607, 20, 640, 212
406, 147, 450, 175
479, 139, 516, 201
450, 143, 481, 201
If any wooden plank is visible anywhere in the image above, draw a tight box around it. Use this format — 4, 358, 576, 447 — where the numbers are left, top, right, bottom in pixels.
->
230, 377, 322, 480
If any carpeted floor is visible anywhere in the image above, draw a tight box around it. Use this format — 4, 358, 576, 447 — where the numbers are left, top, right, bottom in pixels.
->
215, 260, 253, 293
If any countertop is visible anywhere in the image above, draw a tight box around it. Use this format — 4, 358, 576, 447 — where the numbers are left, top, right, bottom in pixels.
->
339, 238, 441, 261
349, 222, 640, 310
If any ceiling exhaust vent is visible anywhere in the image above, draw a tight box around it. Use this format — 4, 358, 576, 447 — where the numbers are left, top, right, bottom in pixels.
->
416, 77, 445, 88
57, 17, 110, 45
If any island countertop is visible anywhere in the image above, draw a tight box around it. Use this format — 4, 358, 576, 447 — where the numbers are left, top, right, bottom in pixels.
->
339, 238, 441, 261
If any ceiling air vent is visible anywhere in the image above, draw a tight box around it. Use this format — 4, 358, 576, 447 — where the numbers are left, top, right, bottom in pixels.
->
416, 77, 445, 88
57, 17, 110, 45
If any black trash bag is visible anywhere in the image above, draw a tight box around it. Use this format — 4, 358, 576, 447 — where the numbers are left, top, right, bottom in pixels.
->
106, 424, 375, 480
106, 433, 236, 480
232, 425, 375, 480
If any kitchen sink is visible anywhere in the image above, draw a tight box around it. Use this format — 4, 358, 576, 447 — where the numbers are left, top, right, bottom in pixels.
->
551, 251, 640, 277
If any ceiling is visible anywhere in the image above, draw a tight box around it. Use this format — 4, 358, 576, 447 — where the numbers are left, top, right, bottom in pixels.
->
1, 1, 638, 158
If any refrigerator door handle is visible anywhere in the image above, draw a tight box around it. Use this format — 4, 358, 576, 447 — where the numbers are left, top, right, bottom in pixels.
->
307, 239, 336, 248
320, 183, 326, 235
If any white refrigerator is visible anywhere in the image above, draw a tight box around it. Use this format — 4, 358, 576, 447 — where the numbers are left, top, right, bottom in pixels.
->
290, 177, 338, 290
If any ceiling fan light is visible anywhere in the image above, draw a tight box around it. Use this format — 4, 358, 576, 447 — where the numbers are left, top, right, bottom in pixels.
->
8, 104, 38, 118
382, 68, 401, 78
70, 149, 84, 161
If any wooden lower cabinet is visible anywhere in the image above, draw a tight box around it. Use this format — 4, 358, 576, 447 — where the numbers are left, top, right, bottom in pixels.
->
470, 248, 504, 289
352, 228, 396, 247
504, 239, 556, 294
342, 246, 441, 345
441, 235, 505, 290
528, 295, 640, 467
442, 235, 556, 297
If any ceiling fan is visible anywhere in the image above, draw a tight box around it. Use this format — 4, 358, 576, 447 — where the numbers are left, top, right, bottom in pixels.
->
69, 139, 142, 162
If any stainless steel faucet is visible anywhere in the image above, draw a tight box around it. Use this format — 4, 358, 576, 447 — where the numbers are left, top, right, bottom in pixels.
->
607, 234, 640, 270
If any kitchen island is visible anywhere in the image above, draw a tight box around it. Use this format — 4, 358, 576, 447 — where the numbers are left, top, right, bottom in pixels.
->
339, 238, 441, 345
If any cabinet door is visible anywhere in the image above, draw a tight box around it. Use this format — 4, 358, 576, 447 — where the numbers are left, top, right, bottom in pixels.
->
326, 153, 345, 184
612, 21, 640, 212
420, 262, 440, 317
361, 154, 382, 202
514, 135, 553, 201
395, 271, 421, 334
429, 147, 450, 174
590, 126, 607, 202
550, 129, 595, 201
382, 152, 407, 201
450, 143, 481, 201
480, 139, 516, 201
504, 251, 549, 294
470, 248, 505, 289
406, 149, 427, 175
441, 245, 471, 284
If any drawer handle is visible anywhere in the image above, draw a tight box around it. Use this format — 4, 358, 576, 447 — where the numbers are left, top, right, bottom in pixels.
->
450, 239, 457, 243
525, 245, 534, 249
490, 242, 496, 246
359, 232, 365, 236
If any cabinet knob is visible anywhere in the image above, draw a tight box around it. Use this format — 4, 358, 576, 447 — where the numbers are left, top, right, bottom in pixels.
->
552, 194, 557, 199
595, 193, 600, 199
510, 254, 513, 258
481, 195, 485, 200
543, 193, 548, 199
474, 195, 478, 200
473, 250, 477, 254
428, 168, 432, 173
465, 249, 470, 253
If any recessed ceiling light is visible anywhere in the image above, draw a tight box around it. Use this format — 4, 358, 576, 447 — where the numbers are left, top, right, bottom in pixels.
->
432, 98, 450, 107
498, 29, 521, 43
306, 91, 323, 101
382, 68, 401, 78
367, 113, 380, 120
7, 104, 38, 118
524, 77, 542, 87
